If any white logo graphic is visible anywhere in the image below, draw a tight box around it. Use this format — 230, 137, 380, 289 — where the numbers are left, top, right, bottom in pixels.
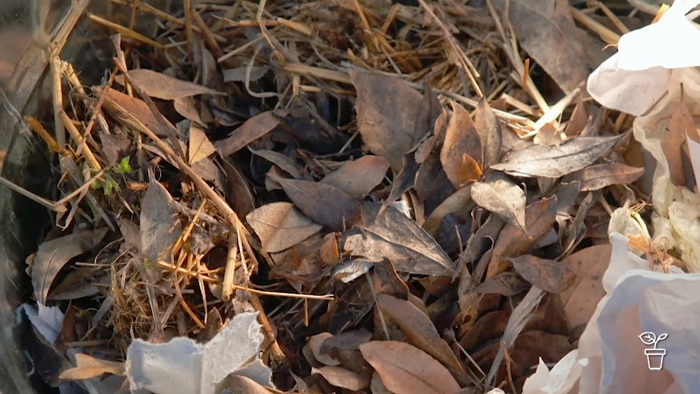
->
639, 331, 668, 370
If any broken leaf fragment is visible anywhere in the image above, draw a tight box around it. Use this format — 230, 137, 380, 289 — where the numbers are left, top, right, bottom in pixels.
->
116, 69, 224, 100
440, 102, 483, 188
471, 172, 526, 231
246, 202, 322, 253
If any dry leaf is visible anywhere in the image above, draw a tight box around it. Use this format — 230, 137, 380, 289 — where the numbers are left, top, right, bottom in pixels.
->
564, 163, 644, 191
376, 294, 469, 386
251, 148, 302, 179
246, 202, 323, 253
188, 123, 216, 164
174, 96, 205, 126
222, 159, 255, 218
32, 228, 109, 305
492, 0, 602, 93
218, 374, 272, 394
97, 86, 169, 136
440, 103, 483, 188
664, 95, 695, 186
491, 134, 625, 178
474, 272, 530, 297
116, 69, 223, 99
558, 244, 611, 330
508, 255, 576, 293
473, 98, 503, 169
350, 69, 425, 170
423, 186, 473, 237
312, 366, 371, 391
487, 196, 558, 279
342, 202, 455, 276
533, 123, 566, 147
470, 172, 526, 230
141, 179, 181, 271
321, 155, 390, 197
274, 176, 363, 232
320, 233, 340, 266
359, 340, 460, 394
59, 353, 125, 380
215, 111, 280, 156
308, 332, 341, 366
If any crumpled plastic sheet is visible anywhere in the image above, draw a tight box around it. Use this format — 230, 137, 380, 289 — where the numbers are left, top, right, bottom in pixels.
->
126, 311, 274, 394
587, 0, 700, 273
523, 232, 698, 393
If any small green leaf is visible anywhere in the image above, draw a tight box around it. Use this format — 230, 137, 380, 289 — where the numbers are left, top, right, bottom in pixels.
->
115, 156, 133, 174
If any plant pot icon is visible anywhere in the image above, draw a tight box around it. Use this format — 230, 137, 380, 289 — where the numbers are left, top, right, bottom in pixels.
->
639, 332, 668, 371
644, 348, 667, 370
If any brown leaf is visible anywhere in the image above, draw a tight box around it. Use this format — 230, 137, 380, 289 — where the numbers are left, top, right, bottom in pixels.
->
321, 155, 390, 197
664, 95, 695, 186
320, 233, 341, 266
173, 96, 205, 126
115, 69, 223, 99
508, 255, 576, 293
215, 111, 280, 156
373, 259, 409, 299
246, 202, 322, 253
470, 172, 526, 230
274, 176, 362, 232
377, 294, 470, 386
342, 202, 455, 276
474, 272, 530, 296
308, 332, 341, 366
222, 159, 255, 218
380, 153, 420, 215
473, 98, 503, 169
423, 186, 473, 237
141, 179, 182, 272
32, 228, 109, 304
350, 69, 425, 170
97, 86, 169, 136
59, 353, 125, 380
533, 123, 566, 147
359, 340, 460, 394
491, 134, 625, 178
558, 244, 611, 330
487, 196, 558, 279
250, 148, 302, 179
564, 163, 644, 191
188, 123, 216, 164
219, 375, 273, 394
492, 0, 601, 93
312, 366, 371, 391
440, 103, 483, 188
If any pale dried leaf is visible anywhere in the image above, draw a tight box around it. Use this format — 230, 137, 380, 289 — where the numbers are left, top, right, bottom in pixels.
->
308, 332, 341, 366
215, 111, 280, 156
274, 176, 362, 232
350, 69, 425, 170
246, 202, 322, 253
174, 96, 205, 126
116, 69, 223, 99
491, 134, 625, 178
664, 97, 695, 186
342, 202, 455, 276
533, 123, 566, 147
359, 340, 460, 394
440, 103, 483, 188
558, 244, 611, 329
251, 148, 302, 179
141, 179, 181, 269
471, 173, 526, 230
564, 163, 644, 191
97, 86, 169, 136
508, 254, 576, 293
32, 228, 109, 305
474, 98, 503, 169
312, 366, 370, 391
59, 353, 125, 380
321, 155, 390, 197
188, 123, 216, 164
377, 294, 469, 386
492, 0, 602, 93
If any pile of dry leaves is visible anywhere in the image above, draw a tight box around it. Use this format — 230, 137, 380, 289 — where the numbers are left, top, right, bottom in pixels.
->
9, 0, 672, 393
